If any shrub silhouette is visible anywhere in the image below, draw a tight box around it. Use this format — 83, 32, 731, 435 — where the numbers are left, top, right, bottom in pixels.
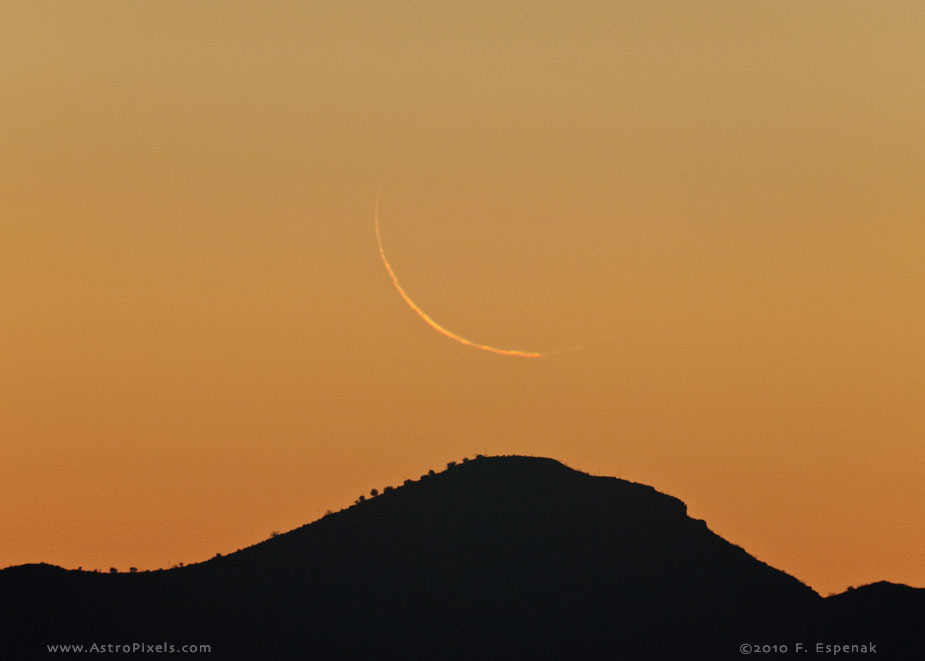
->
370, 488, 379, 497
109, 567, 117, 574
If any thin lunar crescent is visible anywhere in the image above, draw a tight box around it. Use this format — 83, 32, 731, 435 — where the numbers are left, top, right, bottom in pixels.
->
374, 195, 579, 358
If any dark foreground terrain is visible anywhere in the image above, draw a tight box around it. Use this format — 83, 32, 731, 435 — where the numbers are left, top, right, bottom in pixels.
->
2, 456, 922, 659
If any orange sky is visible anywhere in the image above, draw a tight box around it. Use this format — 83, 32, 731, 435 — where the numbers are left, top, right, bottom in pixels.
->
2, 1, 923, 595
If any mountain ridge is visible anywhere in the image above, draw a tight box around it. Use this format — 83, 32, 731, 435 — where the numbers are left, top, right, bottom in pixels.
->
2, 455, 921, 659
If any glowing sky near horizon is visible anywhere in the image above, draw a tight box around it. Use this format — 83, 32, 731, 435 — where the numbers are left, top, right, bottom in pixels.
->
1, 1, 923, 597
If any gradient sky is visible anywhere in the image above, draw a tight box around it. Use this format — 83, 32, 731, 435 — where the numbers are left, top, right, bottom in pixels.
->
2, 1, 923, 595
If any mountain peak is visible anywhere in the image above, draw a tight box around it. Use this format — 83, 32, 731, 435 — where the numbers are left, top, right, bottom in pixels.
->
2, 455, 921, 660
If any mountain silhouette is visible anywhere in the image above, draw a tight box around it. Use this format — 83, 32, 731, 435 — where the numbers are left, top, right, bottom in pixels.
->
2, 455, 922, 659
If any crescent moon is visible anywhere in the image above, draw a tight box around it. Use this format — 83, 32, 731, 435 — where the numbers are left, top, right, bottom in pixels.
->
374, 194, 579, 358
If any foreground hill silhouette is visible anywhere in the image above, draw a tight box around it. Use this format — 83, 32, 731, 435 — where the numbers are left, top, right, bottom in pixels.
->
2, 456, 922, 659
